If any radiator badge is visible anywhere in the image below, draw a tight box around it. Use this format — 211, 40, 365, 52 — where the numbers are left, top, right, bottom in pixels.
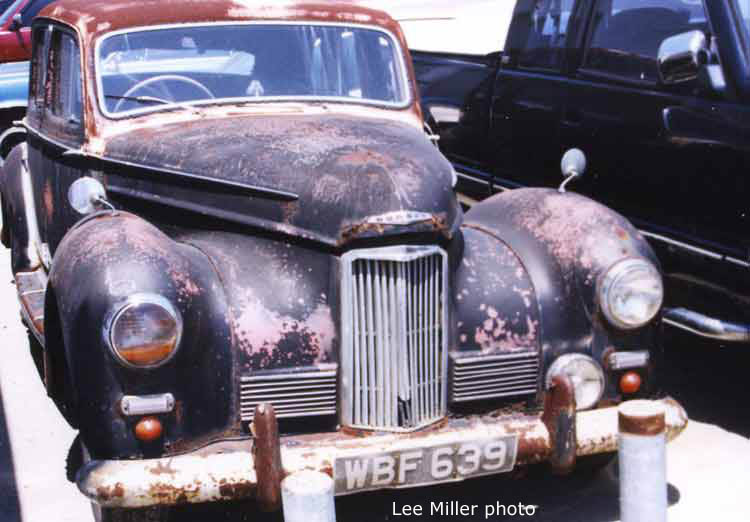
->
366, 211, 433, 226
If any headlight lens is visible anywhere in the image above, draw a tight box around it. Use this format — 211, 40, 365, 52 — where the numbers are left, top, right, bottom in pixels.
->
106, 294, 182, 368
546, 354, 604, 410
598, 258, 663, 329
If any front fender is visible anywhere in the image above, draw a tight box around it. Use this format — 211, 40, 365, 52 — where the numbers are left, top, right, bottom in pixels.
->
464, 189, 661, 397
48, 212, 235, 459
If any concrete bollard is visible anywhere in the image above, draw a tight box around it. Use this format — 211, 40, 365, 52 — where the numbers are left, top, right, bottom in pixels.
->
281, 470, 336, 522
618, 399, 667, 522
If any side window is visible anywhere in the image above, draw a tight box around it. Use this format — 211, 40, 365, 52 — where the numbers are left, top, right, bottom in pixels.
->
51, 31, 82, 124
28, 25, 49, 113
516, 0, 576, 70
583, 0, 709, 82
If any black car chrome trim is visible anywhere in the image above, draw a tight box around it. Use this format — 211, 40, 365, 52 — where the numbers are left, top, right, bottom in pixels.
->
663, 307, 750, 342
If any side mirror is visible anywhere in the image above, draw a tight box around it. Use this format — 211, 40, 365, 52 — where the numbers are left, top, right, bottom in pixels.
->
558, 148, 586, 193
657, 30, 710, 84
68, 177, 111, 215
9, 13, 21, 31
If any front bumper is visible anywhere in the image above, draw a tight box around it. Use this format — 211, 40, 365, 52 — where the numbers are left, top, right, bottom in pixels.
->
78, 396, 687, 508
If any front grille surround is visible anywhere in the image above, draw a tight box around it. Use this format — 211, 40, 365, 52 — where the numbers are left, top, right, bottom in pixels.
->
341, 245, 448, 432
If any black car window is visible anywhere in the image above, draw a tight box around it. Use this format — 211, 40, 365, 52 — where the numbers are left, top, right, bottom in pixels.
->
28, 24, 49, 112
51, 30, 82, 125
20, 0, 54, 26
583, 0, 708, 82
516, 0, 576, 70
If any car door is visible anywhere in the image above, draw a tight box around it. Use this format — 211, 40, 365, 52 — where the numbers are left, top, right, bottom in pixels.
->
490, 0, 587, 190
26, 21, 86, 259
558, 0, 750, 333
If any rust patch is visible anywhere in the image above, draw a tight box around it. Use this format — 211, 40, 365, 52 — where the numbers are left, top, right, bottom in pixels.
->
252, 403, 284, 512
96, 482, 125, 501
149, 461, 177, 476
218, 481, 255, 499
42, 179, 54, 224
541, 375, 576, 475
618, 409, 665, 436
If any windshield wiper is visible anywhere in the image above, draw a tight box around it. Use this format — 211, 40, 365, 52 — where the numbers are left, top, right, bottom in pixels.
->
104, 94, 203, 114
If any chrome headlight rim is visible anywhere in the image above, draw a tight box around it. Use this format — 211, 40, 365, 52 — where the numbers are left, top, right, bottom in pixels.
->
103, 293, 183, 370
598, 257, 663, 330
546, 353, 605, 411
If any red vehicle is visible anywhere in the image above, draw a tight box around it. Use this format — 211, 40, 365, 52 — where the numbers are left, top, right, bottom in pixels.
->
0, 0, 55, 63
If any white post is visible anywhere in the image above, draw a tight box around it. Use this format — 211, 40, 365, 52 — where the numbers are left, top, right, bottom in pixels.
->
618, 399, 667, 522
281, 470, 336, 522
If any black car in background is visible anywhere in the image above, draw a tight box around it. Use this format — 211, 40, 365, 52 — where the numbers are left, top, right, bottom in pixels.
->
413, 0, 750, 352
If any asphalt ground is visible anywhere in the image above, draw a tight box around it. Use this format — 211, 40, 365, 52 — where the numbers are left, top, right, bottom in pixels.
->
0, 243, 748, 521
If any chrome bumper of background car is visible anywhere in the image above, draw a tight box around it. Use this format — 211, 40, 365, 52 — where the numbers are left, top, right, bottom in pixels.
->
77, 397, 687, 509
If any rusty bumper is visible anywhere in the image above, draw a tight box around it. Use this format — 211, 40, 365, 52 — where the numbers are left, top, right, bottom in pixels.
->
78, 397, 687, 508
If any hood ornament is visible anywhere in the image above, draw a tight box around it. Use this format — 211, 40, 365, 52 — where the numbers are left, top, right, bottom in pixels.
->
365, 210, 433, 226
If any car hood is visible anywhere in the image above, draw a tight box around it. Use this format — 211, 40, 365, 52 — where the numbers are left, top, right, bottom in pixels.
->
101, 114, 460, 246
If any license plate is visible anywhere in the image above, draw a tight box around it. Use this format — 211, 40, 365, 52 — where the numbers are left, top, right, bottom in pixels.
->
334, 435, 518, 494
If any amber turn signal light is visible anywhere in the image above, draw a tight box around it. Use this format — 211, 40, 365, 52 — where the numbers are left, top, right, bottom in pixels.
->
619, 371, 642, 395
134, 416, 163, 442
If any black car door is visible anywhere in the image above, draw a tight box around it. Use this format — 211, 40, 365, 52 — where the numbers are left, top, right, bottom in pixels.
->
558, 0, 750, 330
490, 0, 586, 190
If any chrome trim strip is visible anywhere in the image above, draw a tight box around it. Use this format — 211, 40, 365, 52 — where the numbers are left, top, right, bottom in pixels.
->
638, 230, 724, 260
94, 21, 413, 120
120, 393, 175, 416
607, 350, 650, 370
663, 307, 750, 342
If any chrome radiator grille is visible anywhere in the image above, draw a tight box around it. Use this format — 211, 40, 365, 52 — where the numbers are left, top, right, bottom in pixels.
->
341, 246, 448, 431
450, 352, 539, 403
240, 367, 337, 422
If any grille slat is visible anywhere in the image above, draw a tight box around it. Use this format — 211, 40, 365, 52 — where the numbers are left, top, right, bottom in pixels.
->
239, 369, 337, 421
342, 246, 447, 431
450, 353, 540, 404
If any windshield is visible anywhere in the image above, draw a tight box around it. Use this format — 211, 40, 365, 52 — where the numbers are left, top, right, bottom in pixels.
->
97, 23, 409, 117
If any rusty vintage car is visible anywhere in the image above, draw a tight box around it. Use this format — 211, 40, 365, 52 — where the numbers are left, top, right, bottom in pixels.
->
0, 0, 686, 520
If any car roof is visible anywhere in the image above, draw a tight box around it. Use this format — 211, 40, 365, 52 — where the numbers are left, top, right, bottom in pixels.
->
38, 0, 402, 43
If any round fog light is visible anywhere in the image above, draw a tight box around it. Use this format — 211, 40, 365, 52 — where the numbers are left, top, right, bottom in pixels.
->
546, 354, 605, 410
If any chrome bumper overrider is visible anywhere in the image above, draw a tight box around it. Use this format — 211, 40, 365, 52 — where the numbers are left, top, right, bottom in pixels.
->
78, 397, 687, 508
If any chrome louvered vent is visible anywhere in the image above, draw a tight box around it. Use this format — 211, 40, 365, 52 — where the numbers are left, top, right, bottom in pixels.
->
341, 246, 448, 432
240, 366, 337, 422
450, 352, 540, 403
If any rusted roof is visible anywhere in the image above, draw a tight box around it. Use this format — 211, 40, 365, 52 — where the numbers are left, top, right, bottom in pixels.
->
39, 0, 401, 42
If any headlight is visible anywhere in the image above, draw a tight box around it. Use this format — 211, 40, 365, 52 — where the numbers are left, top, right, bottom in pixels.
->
598, 258, 663, 329
546, 354, 604, 410
105, 294, 182, 368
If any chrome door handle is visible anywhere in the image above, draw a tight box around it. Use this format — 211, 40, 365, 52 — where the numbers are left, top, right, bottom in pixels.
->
663, 307, 750, 342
